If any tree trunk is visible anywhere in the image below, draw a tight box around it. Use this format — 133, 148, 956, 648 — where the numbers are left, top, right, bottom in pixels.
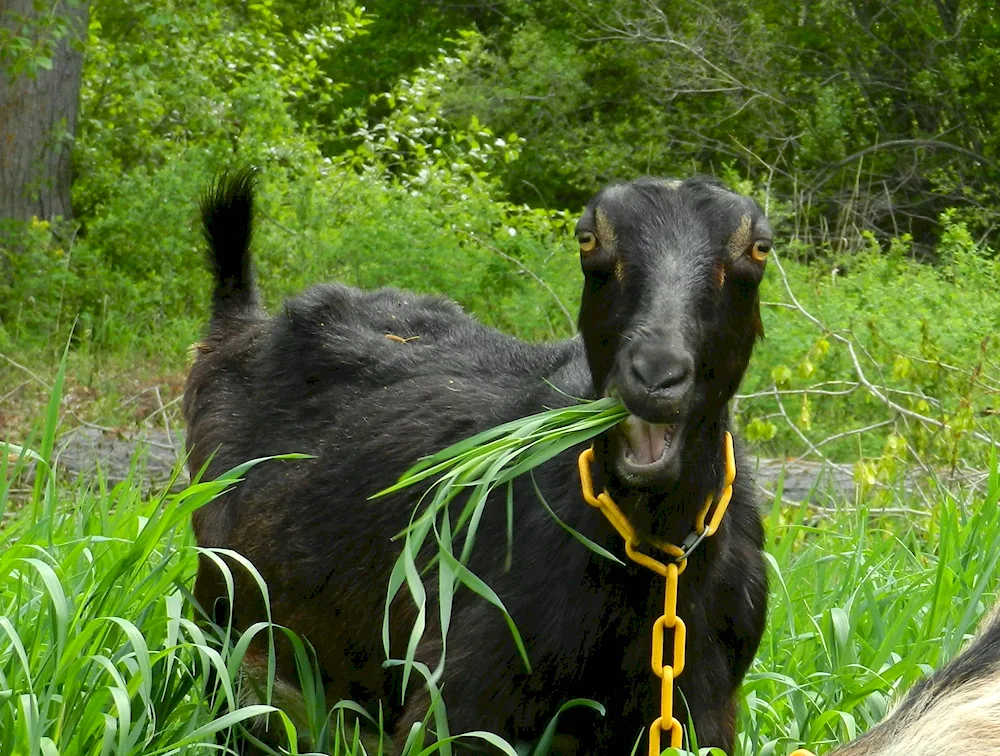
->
0, 0, 89, 223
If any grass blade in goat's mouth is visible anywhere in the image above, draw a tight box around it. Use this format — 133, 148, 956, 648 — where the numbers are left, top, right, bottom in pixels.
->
373, 396, 629, 503
371, 395, 630, 685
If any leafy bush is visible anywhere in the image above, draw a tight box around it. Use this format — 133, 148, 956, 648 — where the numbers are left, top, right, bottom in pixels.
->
739, 214, 999, 471
0, 217, 100, 350
2, 4, 579, 360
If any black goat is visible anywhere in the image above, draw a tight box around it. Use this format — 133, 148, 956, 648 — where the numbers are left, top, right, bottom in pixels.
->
184, 173, 772, 754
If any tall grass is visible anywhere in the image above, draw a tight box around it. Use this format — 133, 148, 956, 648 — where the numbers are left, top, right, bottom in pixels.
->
0, 372, 344, 755
0, 438, 286, 753
0, 378, 562, 755
374, 396, 629, 695
741, 451, 1000, 755
3, 372, 999, 755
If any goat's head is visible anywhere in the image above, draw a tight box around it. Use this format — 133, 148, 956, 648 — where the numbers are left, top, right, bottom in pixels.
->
576, 177, 771, 486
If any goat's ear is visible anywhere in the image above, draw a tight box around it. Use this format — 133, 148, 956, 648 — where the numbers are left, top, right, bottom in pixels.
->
752, 296, 765, 340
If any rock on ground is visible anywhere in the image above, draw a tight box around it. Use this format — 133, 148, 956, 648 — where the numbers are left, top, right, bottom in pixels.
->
54, 427, 189, 492
50, 427, 862, 503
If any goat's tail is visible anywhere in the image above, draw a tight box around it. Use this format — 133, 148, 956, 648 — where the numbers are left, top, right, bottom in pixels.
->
201, 169, 259, 321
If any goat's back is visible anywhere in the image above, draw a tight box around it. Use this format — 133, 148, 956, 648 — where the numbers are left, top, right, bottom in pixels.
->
185, 281, 587, 545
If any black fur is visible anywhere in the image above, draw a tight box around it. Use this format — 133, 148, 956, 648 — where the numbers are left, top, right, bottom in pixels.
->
185, 175, 772, 754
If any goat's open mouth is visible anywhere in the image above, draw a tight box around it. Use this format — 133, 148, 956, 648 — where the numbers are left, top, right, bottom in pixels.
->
613, 414, 684, 482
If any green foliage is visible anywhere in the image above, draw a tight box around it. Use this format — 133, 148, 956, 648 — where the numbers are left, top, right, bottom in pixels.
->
405, 0, 1000, 249
1, 0, 362, 356
0, 0, 87, 80
303, 179, 578, 340
3, 1, 580, 359
738, 221, 1000, 469
0, 217, 95, 350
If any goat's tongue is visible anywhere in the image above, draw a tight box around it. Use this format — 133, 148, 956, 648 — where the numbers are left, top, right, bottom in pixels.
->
621, 416, 672, 466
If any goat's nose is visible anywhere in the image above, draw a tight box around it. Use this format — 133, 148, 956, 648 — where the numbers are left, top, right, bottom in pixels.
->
629, 342, 693, 394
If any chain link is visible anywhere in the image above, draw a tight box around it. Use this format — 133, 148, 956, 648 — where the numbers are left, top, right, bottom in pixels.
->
578, 431, 736, 756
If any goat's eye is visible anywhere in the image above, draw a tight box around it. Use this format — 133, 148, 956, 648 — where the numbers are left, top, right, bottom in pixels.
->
578, 231, 597, 253
750, 241, 771, 263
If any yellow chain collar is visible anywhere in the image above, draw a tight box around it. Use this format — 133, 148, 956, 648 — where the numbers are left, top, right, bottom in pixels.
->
578, 431, 736, 756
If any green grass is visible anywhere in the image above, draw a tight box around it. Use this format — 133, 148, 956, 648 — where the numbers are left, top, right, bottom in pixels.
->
0, 442, 289, 755
741, 448, 1000, 755
2, 375, 999, 755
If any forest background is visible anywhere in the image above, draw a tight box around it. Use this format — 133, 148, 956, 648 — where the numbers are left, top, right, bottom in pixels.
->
2, 0, 998, 467
1, 1, 1000, 755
